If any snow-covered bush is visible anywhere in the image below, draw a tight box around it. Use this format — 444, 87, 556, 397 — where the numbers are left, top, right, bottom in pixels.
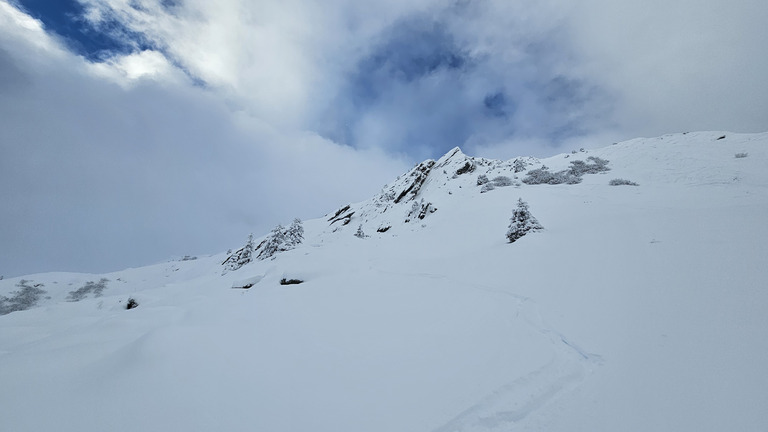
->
506, 198, 543, 243
522, 166, 581, 185
568, 156, 610, 176
67, 278, 109, 302
479, 175, 515, 193
735, 152, 748, 158
523, 157, 610, 185
0, 280, 47, 315
609, 178, 639, 186
512, 159, 527, 173
491, 176, 513, 187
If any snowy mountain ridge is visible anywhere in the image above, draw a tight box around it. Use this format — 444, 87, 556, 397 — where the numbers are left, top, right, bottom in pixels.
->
322, 146, 538, 235
1, 130, 767, 432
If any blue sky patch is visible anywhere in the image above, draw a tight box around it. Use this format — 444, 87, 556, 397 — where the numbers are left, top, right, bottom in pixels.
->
15, 0, 149, 60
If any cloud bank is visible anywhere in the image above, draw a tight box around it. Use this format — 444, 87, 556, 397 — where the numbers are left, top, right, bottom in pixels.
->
1, 0, 766, 276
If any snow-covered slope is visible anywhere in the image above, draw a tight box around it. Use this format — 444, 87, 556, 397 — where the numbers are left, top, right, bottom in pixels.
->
1, 131, 767, 431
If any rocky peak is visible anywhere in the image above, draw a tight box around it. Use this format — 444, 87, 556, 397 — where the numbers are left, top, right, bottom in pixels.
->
323, 147, 539, 236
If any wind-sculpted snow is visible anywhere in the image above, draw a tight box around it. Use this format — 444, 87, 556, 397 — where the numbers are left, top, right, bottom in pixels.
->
1, 131, 768, 431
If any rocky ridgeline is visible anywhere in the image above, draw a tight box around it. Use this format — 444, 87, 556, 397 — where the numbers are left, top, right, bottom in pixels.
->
324, 147, 544, 236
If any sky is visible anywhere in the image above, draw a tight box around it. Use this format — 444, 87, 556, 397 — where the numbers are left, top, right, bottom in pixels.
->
1, 0, 767, 277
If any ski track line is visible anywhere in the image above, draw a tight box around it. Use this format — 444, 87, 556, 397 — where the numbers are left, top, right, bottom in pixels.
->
371, 269, 603, 431
432, 295, 603, 432
431, 357, 585, 432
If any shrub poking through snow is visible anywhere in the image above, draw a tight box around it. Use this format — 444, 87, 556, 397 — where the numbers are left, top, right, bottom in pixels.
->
609, 178, 639, 186
506, 198, 543, 243
280, 278, 304, 285
477, 174, 489, 186
404, 199, 436, 222
67, 278, 109, 302
735, 152, 748, 158
126, 298, 139, 310
0, 280, 46, 315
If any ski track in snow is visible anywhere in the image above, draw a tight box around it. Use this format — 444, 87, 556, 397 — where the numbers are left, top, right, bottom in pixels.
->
432, 289, 603, 432
377, 269, 604, 431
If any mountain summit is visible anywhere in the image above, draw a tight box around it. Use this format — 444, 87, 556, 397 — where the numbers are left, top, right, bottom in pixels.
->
1, 131, 767, 431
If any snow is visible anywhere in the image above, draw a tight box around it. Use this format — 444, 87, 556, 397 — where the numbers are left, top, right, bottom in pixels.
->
1, 131, 767, 431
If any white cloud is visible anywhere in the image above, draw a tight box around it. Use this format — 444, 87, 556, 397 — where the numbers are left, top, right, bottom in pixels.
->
1, 0, 767, 276
563, 0, 768, 137
0, 1, 409, 276
72, 0, 768, 147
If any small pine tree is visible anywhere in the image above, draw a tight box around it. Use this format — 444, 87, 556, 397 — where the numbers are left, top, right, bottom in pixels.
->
285, 219, 304, 247
506, 198, 543, 243
257, 225, 286, 260
354, 224, 366, 238
222, 233, 255, 272
238, 234, 255, 266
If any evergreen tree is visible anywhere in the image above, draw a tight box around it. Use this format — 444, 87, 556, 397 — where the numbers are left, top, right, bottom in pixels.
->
223, 218, 305, 269
506, 198, 543, 243
285, 218, 304, 247
257, 224, 286, 260
238, 234, 255, 267
354, 224, 366, 238
222, 233, 255, 272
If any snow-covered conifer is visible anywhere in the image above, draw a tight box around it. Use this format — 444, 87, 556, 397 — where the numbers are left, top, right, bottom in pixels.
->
222, 233, 255, 272
257, 225, 285, 260
506, 198, 543, 243
354, 224, 366, 238
285, 218, 304, 247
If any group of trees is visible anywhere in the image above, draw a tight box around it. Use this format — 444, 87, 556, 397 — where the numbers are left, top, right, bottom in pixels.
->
216, 196, 545, 273
222, 219, 304, 272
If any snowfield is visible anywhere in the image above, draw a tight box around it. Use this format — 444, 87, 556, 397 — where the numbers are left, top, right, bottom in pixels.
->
1, 131, 767, 431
